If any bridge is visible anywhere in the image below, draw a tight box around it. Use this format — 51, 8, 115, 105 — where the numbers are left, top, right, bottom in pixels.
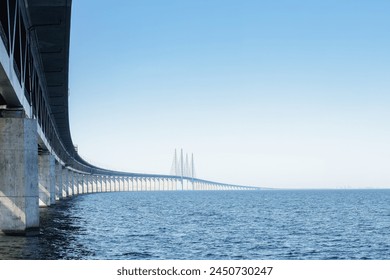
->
0, 0, 259, 235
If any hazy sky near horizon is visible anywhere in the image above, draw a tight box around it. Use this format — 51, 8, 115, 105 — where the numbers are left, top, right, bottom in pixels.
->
69, 0, 390, 188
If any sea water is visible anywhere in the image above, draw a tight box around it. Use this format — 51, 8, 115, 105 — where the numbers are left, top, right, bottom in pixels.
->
0, 189, 389, 259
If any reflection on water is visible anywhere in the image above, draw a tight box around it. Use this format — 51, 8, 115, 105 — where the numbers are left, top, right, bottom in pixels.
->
0, 197, 94, 259
1, 190, 390, 260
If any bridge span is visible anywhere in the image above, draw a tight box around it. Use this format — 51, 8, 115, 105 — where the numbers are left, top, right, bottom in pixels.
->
0, 0, 259, 235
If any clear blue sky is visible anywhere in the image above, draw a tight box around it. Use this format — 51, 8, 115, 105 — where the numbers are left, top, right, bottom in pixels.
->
69, 0, 390, 188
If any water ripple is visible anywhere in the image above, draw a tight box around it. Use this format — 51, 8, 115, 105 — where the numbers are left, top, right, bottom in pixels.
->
1, 190, 390, 259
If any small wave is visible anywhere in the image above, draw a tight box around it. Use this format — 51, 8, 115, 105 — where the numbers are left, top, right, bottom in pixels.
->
122, 252, 153, 259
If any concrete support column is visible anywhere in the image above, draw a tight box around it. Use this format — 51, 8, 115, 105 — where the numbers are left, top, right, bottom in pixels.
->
90, 176, 94, 193
87, 175, 92, 193
38, 153, 55, 206
91, 175, 95, 193
96, 176, 100, 192
72, 172, 77, 195
0, 118, 39, 235
69, 171, 74, 196
94, 176, 98, 192
77, 174, 83, 195
74, 173, 79, 195
88, 175, 92, 193
55, 163, 63, 200
78, 174, 82, 194
90, 175, 94, 193
92, 176, 96, 193
83, 175, 87, 193
62, 168, 69, 197
77, 173, 82, 195
83, 175, 87, 194
67, 170, 72, 196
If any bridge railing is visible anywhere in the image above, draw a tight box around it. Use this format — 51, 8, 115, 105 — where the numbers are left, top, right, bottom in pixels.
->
1, 0, 95, 173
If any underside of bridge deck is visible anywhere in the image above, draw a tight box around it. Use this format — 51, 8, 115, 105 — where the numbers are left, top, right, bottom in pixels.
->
27, 0, 74, 155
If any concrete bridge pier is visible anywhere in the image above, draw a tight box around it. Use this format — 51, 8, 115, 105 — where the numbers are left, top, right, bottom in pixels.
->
86, 175, 91, 193
81, 175, 86, 193
69, 171, 74, 196
73, 172, 79, 195
103, 176, 107, 192
106, 176, 111, 192
77, 173, 83, 195
90, 176, 95, 192
38, 153, 56, 206
0, 117, 39, 235
55, 163, 63, 200
130, 177, 134, 191
62, 168, 69, 197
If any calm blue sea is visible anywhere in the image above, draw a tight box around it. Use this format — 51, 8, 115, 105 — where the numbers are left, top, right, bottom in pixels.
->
0, 189, 389, 260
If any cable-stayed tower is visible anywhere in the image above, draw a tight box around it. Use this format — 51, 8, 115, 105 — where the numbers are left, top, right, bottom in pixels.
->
170, 149, 196, 179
